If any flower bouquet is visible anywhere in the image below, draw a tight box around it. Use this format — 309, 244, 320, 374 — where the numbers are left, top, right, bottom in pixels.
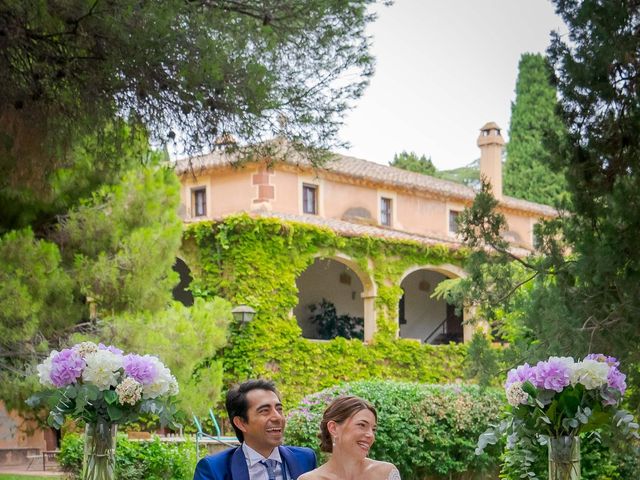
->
476, 354, 638, 480
27, 341, 179, 480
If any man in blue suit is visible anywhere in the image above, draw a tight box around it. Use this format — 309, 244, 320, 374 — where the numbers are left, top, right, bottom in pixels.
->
193, 379, 317, 480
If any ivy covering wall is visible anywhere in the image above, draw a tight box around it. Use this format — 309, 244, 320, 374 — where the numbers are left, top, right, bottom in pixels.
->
183, 214, 470, 406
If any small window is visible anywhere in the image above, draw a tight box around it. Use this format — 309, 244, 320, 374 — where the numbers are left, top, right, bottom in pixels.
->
380, 197, 392, 226
192, 187, 207, 217
449, 210, 460, 233
303, 184, 317, 214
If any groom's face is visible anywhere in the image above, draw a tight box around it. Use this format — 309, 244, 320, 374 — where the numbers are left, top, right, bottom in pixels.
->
234, 388, 286, 456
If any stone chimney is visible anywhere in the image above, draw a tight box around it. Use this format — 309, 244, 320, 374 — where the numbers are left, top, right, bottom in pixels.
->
477, 121, 505, 199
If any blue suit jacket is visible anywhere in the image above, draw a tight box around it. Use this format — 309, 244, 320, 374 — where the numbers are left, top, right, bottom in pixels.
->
193, 445, 317, 480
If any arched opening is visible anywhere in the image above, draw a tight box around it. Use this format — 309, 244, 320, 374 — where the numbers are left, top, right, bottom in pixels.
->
398, 267, 463, 344
172, 258, 194, 307
295, 257, 374, 341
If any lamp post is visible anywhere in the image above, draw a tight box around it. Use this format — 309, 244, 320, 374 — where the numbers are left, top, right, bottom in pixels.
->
231, 305, 256, 325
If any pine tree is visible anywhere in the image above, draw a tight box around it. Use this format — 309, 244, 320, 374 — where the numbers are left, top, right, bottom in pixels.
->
503, 53, 567, 206
0, 0, 379, 193
390, 151, 436, 175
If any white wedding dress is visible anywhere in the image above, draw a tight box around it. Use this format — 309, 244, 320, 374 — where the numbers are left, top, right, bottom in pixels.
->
387, 467, 401, 480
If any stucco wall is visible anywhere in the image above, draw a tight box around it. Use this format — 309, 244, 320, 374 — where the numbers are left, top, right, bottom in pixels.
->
0, 401, 47, 450
179, 164, 545, 251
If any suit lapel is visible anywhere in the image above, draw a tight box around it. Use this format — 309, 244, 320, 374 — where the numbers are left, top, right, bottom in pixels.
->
279, 446, 300, 480
230, 447, 250, 480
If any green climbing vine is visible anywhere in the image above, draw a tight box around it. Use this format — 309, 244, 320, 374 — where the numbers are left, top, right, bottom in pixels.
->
183, 214, 470, 406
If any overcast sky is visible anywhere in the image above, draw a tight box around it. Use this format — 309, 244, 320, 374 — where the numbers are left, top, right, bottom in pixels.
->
336, 0, 566, 170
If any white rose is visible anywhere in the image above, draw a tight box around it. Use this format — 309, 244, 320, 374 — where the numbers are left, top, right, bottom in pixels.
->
571, 359, 609, 390
82, 350, 124, 390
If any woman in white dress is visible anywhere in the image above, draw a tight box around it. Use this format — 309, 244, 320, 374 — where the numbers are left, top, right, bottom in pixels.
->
298, 396, 401, 480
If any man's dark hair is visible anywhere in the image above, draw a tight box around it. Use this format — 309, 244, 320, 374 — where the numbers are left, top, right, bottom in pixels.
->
226, 379, 280, 442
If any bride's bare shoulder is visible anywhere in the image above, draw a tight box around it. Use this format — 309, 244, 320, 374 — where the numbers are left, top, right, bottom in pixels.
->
298, 467, 332, 480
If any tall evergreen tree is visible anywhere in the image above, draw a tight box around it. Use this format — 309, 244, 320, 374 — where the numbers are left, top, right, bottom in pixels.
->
0, 0, 380, 195
390, 151, 436, 175
453, 0, 640, 408
504, 53, 567, 206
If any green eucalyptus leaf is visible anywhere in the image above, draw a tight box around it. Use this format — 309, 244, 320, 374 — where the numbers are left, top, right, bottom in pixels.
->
107, 404, 124, 421
104, 390, 118, 405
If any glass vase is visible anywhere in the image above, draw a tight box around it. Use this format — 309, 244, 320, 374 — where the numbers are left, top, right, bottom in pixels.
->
548, 435, 580, 480
83, 421, 117, 480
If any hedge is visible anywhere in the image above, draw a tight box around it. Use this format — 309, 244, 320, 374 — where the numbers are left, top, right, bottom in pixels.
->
58, 433, 196, 480
285, 380, 504, 480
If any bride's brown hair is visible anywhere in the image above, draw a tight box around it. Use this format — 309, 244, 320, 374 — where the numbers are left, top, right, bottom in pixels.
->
318, 395, 377, 452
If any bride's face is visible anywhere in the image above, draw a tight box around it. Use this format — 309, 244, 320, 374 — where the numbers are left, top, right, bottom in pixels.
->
333, 408, 377, 458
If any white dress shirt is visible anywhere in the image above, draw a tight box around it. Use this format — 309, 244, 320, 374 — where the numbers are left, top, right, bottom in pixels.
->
242, 443, 287, 480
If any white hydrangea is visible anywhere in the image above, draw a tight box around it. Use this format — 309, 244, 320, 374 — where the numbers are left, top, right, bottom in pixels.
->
74, 341, 99, 358
82, 350, 124, 390
506, 381, 529, 406
116, 377, 143, 405
166, 374, 179, 396
571, 359, 610, 390
142, 363, 173, 399
549, 356, 576, 371
37, 350, 57, 388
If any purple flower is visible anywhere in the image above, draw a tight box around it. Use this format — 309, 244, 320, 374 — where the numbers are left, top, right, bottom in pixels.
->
585, 353, 619, 368
123, 354, 158, 385
505, 363, 538, 389
535, 359, 571, 392
49, 349, 85, 387
98, 343, 123, 355
607, 366, 627, 395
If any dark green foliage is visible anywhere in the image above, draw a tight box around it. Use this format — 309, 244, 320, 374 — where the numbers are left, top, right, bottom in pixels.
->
390, 151, 436, 175
58, 432, 196, 480
286, 380, 504, 480
503, 53, 567, 206
308, 298, 364, 340
455, 0, 640, 389
0, 0, 379, 191
451, 5, 640, 473
499, 433, 640, 479
544, 0, 640, 398
0, 127, 185, 412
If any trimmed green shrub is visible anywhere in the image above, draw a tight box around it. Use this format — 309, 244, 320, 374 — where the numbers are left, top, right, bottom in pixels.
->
58, 432, 196, 479
286, 380, 504, 480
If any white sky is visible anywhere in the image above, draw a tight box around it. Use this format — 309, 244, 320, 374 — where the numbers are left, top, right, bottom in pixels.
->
337, 0, 566, 170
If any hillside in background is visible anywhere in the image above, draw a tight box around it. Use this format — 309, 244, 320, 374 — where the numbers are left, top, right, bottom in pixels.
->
433, 159, 480, 189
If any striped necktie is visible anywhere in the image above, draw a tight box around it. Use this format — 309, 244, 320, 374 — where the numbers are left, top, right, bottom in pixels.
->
260, 459, 279, 480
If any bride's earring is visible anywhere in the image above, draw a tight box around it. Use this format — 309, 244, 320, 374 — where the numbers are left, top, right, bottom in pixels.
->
332, 436, 337, 447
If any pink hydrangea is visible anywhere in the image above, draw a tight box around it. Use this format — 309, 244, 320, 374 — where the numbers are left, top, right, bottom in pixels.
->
607, 366, 627, 395
49, 348, 85, 387
123, 354, 158, 385
535, 358, 572, 392
505, 363, 538, 389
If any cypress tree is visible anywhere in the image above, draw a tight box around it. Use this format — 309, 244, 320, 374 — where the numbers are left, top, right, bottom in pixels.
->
504, 53, 567, 206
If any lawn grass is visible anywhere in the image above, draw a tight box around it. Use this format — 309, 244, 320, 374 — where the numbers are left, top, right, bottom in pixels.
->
0, 475, 64, 479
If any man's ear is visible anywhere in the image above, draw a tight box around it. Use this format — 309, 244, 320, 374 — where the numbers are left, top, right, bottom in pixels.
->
233, 416, 248, 433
